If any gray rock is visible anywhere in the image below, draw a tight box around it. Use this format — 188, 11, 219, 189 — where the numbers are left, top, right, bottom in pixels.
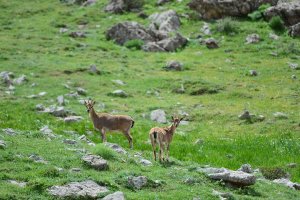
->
57, 95, 65, 106
106, 21, 154, 45
238, 164, 253, 174
82, 0, 96, 6
63, 139, 77, 145
0, 71, 14, 86
288, 62, 299, 70
201, 22, 211, 35
287, 163, 297, 168
13, 75, 28, 85
273, 112, 288, 119
249, 70, 258, 76
39, 92, 47, 96
273, 178, 300, 190
238, 110, 251, 120
269, 33, 279, 40
212, 190, 234, 200
205, 38, 219, 49
0, 140, 6, 149
265, 1, 300, 26
188, 0, 278, 20
196, 167, 227, 174
48, 180, 109, 198
109, 90, 128, 98
76, 87, 87, 95
105, 142, 127, 154
164, 61, 183, 71
59, 28, 68, 33
208, 169, 256, 186
289, 22, 300, 37
155, 33, 188, 52
112, 80, 126, 85
8, 180, 27, 188
102, 191, 125, 200
195, 138, 204, 145
104, 0, 143, 13
89, 64, 101, 75
64, 116, 83, 123
36, 104, 45, 111
246, 34, 260, 44
127, 176, 148, 189
140, 158, 152, 166
70, 168, 81, 172
69, 31, 86, 38
52, 106, 69, 117
149, 10, 181, 34
78, 135, 96, 146
150, 109, 167, 123
8, 85, 15, 91
142, 42, 166, 52
29, 154, 48, 164
2, 128, 17, 135
40, 126, 56, 139
82, 154, 108, 170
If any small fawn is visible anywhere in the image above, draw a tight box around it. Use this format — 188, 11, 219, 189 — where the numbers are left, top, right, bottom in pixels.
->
149, 116, 184, 162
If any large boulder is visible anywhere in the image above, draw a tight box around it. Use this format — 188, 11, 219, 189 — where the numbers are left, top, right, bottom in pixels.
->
48, 180, 108, 198
150, 109, 167, 123
105, 0, 144, 14
106, 21, 155, 45
127, 176, 148, 189
149, 10, 181, 35
188, 0, 279, 20
264, 1, 300, 26
289, 22, 300, 37
154, 33, 188, 52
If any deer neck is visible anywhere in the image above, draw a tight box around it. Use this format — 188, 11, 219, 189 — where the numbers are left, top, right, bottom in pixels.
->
89, 108, 98, 122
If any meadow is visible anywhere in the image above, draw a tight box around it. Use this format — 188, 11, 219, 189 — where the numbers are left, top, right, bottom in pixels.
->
0, 0, 300, 199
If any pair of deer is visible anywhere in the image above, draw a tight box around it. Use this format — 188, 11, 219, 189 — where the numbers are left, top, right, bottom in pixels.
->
84, 100, 184, 162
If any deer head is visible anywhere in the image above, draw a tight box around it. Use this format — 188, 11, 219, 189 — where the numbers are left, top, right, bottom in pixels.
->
171, 116, 184, 127
84, 99, 96, 113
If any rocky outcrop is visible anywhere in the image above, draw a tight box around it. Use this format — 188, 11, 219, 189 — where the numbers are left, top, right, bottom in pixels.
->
264, 2, 300, 26
273, 178, 300, 190
48, 180, 108, 198
289, 22, 300, 37
188, 0, 279, 20
81, 154, 108, 170
105, 0, 144, 14
103, 191, 125, 200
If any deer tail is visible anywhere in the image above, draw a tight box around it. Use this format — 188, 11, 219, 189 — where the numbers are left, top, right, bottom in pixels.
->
131, 120, 135, 128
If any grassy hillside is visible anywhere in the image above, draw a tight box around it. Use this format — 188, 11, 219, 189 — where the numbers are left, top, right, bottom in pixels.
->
0, 0, 299, 199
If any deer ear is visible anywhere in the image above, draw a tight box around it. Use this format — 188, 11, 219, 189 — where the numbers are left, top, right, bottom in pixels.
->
180, 117, 184, 121
171, 116, 174, 121
92, 100, 96, 105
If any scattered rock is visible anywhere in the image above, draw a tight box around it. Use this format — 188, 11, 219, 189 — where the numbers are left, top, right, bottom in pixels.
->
289, 22, 300, 37
13, 75, 28, 85
273, 112, 288, 119
249, 70, 258, 76
106, 21, 154, 45
201, 22, 211, 35
273, 178, 300, 190
40, 126, 56, 139
48, 180, 109, 198
57, 95, 65, 106
78, 135, 95, 146
238, 110, 251, 120
112, 80, 126, 85
195, 138, 204, 145
51, 106, 70, 117
29, 154, 48, 164
204, 38, 219, 49
81, 154, 108, 170
59, 28, 68, 33
173, 84, 185, 94
238, 164, 253, 174
36, 104, 45, 111
149, 10, 181, 35
76, 87, 87, 95
82, 0, 96, 6
0, 71, 14, 86
88, 64, 101, 75
108, 90, 128, 98
8, 180, 27, 188
63, 139, 77, 145
69, 31, 86, 38
269, 33, 279, 40
264, 1, 300, 26
105, 142, 127, 154
288, 62, 299, 70
104, 0, 143, 14
164, 61, 183, 71
212, 190, 234, 200
246, 34, 260, 44
150, 109, 167, 123
70, 168, 81, 172
127, 176, 148, 189
2, 128, 17, 135
39, 92, 47, 96
8, 85, 15, 91
64, 116, 83, 123
103, 191, 125, 200
0, 140, 6, 149
66, 91, 79, 98
154, 33, 188, 52
287, 163, 297, 168
188, 0, 278, 20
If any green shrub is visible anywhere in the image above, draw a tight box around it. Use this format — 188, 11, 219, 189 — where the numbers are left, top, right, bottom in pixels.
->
248, 4, 271, 21
124, 39, 144, 50
216, 17, 239, 35
260, 167, 289, 180
269, 16, 285, 32
92, 144, 118, 160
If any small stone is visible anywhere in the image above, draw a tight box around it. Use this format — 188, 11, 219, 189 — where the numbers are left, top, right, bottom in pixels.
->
164, 61, 183, 71
76, 87, 87, 95
36, 104, 45, 111
8, 85, 15, 90
69, 31, 86, 38
287, 163, 297, 168
127, 176, 148, 189
238, 110, 251, 120
104, 142, 127, 154
39, 92, 47, 96
57, 95, 65, 106
109, 90, 128, 98
48, 180, 108, 198
102, 191, 125, 200
0, 140, 6, 149
246, 34, 260, 44
29, 154, 48, 164
82, 154, 108, 170
59, 28, 68, 33
269, 33, 279, 40
201, 22, 211, 35
8, 180, 27, 188
140, 158, 152, 166
64, 116, 83, 123
112, 80, 126, 85
88, 64, 101, 75
288, 62, 299, 70
27, 95, 38, 99
40, 126, 56, 138
291, 75, 297, 79
273, 112, 288, 119
63, 139, 77, 145
195, 139, 204, 145
52, 106, 69, 117
273, 178, 300, 190
249, 70, 258, 76
70, 168, 81, 172
150, 109, 167, 123
2, 128, 17, 135
13, 75, 28, 85
204, 38, 219, 49
212, 190, 234, 199
238, 164, 253, 174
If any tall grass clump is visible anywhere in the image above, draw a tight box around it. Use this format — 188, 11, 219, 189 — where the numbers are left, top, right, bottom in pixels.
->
124, 39, 144, 50
248, 4, 271, 21
216, 17, 239, 35
269, 16, 285, 33
92, 144, 118, 160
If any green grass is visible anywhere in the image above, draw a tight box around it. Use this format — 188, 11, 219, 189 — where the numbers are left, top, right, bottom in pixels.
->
0, 0, 300, 199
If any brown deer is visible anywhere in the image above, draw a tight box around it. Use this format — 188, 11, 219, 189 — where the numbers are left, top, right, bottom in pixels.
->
84, 100, 135, 148
149, 116, 184, 162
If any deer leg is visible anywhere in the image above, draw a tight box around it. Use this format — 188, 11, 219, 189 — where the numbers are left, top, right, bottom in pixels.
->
150, 134, 157, 161
101, 128, 107, 143
159, 143, 165, 162
166, 144, 170, 162
123, 130, 133, 149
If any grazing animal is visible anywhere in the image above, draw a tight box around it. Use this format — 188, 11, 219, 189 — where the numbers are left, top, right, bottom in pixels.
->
149, 116, 184, 162
84, 100, 135, 148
